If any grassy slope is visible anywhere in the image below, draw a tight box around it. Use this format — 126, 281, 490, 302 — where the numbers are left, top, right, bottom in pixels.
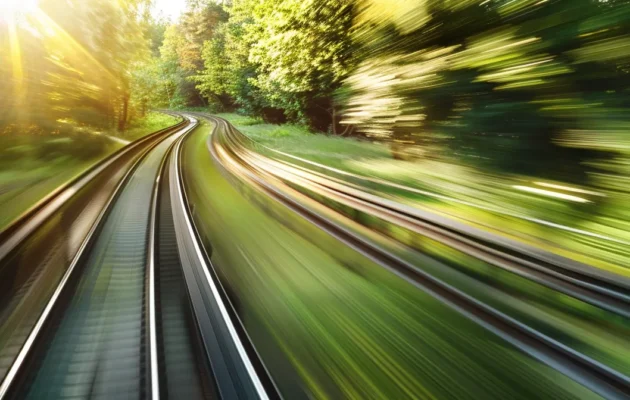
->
118, 112, 179, 141
182, 121, 598, 399
215, 113, 630, 274
209, 116, 630, 375
215, 113, 388, 163
0, 112, 179, 230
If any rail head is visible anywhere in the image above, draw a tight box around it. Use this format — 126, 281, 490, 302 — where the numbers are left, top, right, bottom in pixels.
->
206, 113, 630, 302
146, 134, 181, 400
232, 147, 630, 316
168, 115, 278, 400
201, 112, 630, 293
145, 113, 203, 400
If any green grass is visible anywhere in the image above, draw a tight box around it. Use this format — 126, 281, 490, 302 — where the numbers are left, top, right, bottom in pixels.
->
290, 176, 630, 376
116, 111, 180, 141
215, 113, 389, 163
0, 112, 179, 230
216, 112, 630, 275
0, 137, 121, 230
181, 121, 600, 399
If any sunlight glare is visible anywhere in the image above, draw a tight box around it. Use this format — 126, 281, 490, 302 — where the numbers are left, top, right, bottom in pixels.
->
0, 0, 39, 21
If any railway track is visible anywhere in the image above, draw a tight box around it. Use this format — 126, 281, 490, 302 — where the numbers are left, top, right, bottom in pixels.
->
0, 114, 275, 399
206, 115, 630, 315
1, 109, 626, 398
0, 116, 187, 388
203, 113, 630, 400
154, 133, 216, 400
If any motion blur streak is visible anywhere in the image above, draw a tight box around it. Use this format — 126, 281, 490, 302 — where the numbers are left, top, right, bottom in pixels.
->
182, 122, 607, 399
2, 0, 630, 399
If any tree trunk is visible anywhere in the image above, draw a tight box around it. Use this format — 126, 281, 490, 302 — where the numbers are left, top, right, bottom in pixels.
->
198, 92, 207, 107
141, 98, 147, 117
341, 124, 355, 136
118, 94, 129, 132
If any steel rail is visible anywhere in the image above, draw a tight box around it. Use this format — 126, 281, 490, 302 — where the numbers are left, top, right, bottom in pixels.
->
202, 113, 630, 315
0, 116, 190, 399
153, 126, 217, 399
226, 113, 630, 251
146, 133, 181, 400
146, 114, 207, 400
191, 111, 629, 294
206, 114, 630, 400
169, 114, 277, 400
229, 136, 630, 317
272, 158, 630, 297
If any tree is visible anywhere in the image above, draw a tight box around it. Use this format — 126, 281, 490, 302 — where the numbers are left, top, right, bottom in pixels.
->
155, 0, 229, 109
340, 0, 617, 178
1, 0, 152, 134
194, 1, 273, 115
193, 0, 355, 129
246, 0, 355, 130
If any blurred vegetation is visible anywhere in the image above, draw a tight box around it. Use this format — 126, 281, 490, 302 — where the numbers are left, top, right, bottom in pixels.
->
219, 112, 630, 273
135, 0, 229, 110
119, 111, 179, 141
0, 0, 161, 134
160, 1, 630, 257
0, 134, 120, 230
342, 0, 629, 178
4, 0, 630, 190
0, 112, 177, 230
2, 0, 629, 266
166, 0, 630, 179
0, 0, 182, 229
183, 122, 602, 399
216, 112, 387, 159
7, 0, 625, 230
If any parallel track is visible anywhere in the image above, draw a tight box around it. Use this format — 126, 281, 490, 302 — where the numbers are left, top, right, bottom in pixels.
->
0, 118, 186, 261
197, 112, 630, 315
3, 119, 195, 399
0, 113, 275, 400
204, 113, 630, 400
0, 117, 187, 393
153, 135, 216, 400
168, 122, 278, 400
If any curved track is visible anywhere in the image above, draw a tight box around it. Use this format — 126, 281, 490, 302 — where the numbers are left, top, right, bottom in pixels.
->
168, 122, 278, 400
0, 114, 275, 400
0, 117, 187, 393
2, 110, 626, 399
204, 114, 630, 316
0, 118, 197, 399
203, 113, 630, 400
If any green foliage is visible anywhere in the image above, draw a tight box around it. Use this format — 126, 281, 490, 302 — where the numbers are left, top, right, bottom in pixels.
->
216, 113, 388, 161
193, 1, 278, 117
0, 132, 122, 230
119, 111, 180, 140
341, 0, 630, 179
193, 0, 354, 128
0, 0, 154, 134
147, 0, 630, 184
0, 109, 177, 229
246, 0, 354, 124
133, 1, 229, 111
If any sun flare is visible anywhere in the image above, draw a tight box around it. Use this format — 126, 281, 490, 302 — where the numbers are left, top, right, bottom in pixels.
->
0, 0, 39, 22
